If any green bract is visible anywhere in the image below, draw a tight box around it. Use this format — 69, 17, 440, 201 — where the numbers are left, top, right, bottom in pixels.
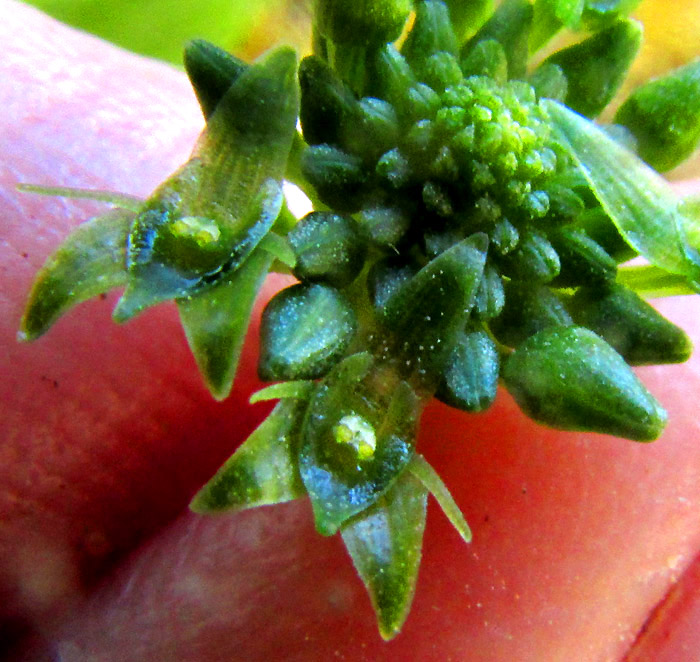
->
18, 0, 700, 641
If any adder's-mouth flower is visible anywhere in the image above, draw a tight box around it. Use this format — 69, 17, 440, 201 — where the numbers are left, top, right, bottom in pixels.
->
18, 0, 700, 640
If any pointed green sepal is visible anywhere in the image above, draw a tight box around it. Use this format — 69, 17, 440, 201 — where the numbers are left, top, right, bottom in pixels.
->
190, 399, 307, 513
549, 227, 617, 287
356, 204, 411, 247
299, 353, 421, 536
113, 46, 298, 321
408, 454, 471, 543
299, 55, 358, 147
314, 0, 412, 95
177, 247, 273, 400
473, 264, 505, 320
460, 38, 508, 84
340, 468, 428, 640
436, 329, 499, 413
528, 63, 568, 102
301, 145, 368, 212
542, 19, 642, 119
500, 229, 560, 283
16, 183, 142, 212
314, 0, 412, 47
545, 100, 700, 280
463, 0, 533, 80
402, 0, 459, 72
381, 233, 488, 380
258, 232, 297, 270
183, 39, 248, 119
351, 97, 401, 160
569, 284, 693, 366
503, 325, 667, 441
249, 380, 315, 404
372, 45, 416, 110
490, 281, 572, 347
615, 59, 700, 172
19, 209, 133, 341
288, 212, 365, 287
258, 283, 358, 381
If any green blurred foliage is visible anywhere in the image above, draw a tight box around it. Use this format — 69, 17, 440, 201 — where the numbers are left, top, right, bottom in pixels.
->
22, 0, 286, 64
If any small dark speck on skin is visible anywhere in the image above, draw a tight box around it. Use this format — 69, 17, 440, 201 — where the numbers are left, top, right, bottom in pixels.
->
521, 486, 527, 495
99, 293, 108, 300
21, 252, 28, 259
41, 375, 59, 388
483, 514, 490, 523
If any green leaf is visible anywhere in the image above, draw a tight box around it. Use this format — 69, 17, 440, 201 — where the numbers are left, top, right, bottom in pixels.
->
544, 100, 700, 280
615, 59, 700, 172
341, 469, 428, 640
19, 209, 133, 341
177, 247, 273, 401
299, 353, 422, 536
249, 380, 315, 404
503, 325, 667, 441
113, 47, 298, 321
190, 399, 306, 513
258, 283, 358, 381
24, 0, 281, 65
617, 265, 700, 299
542, 19, 642, 119
409, 454, 471, 543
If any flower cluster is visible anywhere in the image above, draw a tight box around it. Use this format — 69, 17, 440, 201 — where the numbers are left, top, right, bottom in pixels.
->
18, 0, 700, 639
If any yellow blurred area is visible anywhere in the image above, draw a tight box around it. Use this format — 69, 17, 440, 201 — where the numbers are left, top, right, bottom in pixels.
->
234, 0, 313, 60
631, 0, 700, 177
634, 0, 700, 83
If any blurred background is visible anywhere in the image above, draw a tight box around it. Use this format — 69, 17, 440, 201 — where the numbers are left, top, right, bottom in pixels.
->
19, 0, 700, 176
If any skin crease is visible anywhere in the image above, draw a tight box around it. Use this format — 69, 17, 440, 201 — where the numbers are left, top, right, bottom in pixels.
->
2, 1, 700, 660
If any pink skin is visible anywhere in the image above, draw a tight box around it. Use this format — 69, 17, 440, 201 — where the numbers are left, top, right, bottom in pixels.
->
2, 2, 700, 659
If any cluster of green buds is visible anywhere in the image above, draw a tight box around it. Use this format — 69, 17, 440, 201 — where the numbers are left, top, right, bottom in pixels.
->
18, 0, 700, 639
